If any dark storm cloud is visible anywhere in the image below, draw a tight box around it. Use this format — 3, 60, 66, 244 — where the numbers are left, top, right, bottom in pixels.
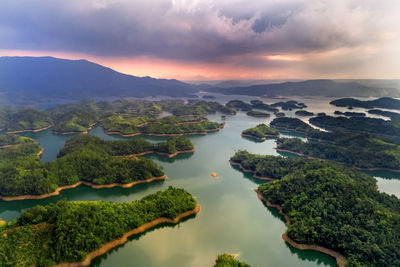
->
0, 0, 398, 66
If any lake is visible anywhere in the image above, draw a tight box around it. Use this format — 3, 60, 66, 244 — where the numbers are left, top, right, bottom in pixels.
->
1, 96, 399, 267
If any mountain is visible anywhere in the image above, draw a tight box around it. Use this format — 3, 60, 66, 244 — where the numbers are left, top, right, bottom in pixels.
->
0, 56, 196, 104
206, 79, 400, 97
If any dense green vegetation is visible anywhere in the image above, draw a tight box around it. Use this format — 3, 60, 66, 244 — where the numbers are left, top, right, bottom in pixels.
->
334, 111, 365, 117
368, 109, 400, 120
50, 102, 99, 133
230, 150, 306, 179
294, 110, 313, 116
58, 135, 194, 157
0, 135, 169, 197
0, 99, 232, 134
271, 100, 307, 110
242, 124, 279, 140
276, 137, 400, 170
330, 97, 400, 110
270, 117, 313, 134
3, 108, 52, 132
226, 100, 253, 111
0, 134, 36, 147
0, 187, 197, 266
255, 156, 400, 267
310, 115, 400, 137
214, 254, 251, 267
249, 100, 279, 112
246, 111, 270, 117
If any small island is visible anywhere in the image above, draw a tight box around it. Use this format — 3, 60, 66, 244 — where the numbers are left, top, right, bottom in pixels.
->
271, 100, 307, 110
246, 110, 270, 117
214, 254, 251, 267
250, 100, 279, 112
368, 109, 400, 120
241, 124, 279, 141
294, 110, 314, 116
0, 187, 200, 266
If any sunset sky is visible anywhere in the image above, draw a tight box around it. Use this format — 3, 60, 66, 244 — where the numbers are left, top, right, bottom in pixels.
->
0, 0, 399, 81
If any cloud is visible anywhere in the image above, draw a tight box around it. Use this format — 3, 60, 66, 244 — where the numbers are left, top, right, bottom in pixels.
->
0, 0, 399, 79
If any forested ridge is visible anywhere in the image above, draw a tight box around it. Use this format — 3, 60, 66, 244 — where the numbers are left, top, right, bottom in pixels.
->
0, 187, 198, 266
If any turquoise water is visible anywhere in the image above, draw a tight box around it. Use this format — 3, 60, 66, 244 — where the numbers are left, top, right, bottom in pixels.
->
1, 97, 399, 267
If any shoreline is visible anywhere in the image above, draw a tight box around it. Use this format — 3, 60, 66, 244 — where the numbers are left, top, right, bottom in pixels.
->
241, 133, 279, 141
6, 124, 54, 134
53, 123, 98, 135
124, 149, 195, 158
275, 148, 400, 173
229, 160, 276, 181
254, 189, 346, 267
0, 176, 167, 201
37, 148, 44, 158
55, 204, 201, 267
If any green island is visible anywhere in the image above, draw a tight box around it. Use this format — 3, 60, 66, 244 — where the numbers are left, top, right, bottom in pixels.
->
269, 117, 400, 170
102, 115, 224, 136
276, 137, 400, 170
250, 100, 279, 112
231, 151, 400, 267
226, 100, 253, 111
214, 254, 251, 267
0, 187, 199, 267
58, 134, 194, 158
368, 109, 400, 120
309, 115, 400, 137
3, 108, 53, 133
241, 124, 279, 141
333, 111, 365, 117
271, 100, 307, 110
330, 97, 400, 110
246, 110, 270, 117
294, 110, 314, 116
0, 134, 178, 199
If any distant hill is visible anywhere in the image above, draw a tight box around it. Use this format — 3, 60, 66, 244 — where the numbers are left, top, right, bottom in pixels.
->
206, 79, 400, 97
0, 57, 399, 105
330, 97, 400, 110
0, 56, 196, 104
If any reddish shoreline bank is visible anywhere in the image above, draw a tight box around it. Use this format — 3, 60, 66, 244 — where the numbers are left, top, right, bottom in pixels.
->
254, 189, 346, 267
229, 160, 276, 181
0, 176, 167, 201
124, 149, 195, 158
55, 204, 200, 267
6, 125, 54, 134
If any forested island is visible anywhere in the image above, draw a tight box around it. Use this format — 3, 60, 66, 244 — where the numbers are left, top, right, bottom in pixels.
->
309, 115, 400, 137
0, 133, 193, 199
241, 124, 279, 141
330, 97, 400, 110
246, 110, 270, 117
103, 115, 224, 136
214, 254, 251, 267
294, 110, 314, 116
0, 187, 199, 266
368, 109, 400, 120
59, 135, 194, 158
231, 151, 400, 267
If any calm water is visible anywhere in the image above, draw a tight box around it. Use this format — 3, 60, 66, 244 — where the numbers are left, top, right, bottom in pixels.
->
1, 97, 399, 267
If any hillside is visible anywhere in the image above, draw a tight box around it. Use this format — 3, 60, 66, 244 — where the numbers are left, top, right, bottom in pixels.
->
206, 79, 399, 97
0, 56, 196, 104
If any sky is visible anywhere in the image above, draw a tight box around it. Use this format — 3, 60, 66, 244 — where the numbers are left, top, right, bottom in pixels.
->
0, 0, 399, 81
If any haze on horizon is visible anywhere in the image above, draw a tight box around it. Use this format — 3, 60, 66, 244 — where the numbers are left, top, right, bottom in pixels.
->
0, 0, 399, 81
